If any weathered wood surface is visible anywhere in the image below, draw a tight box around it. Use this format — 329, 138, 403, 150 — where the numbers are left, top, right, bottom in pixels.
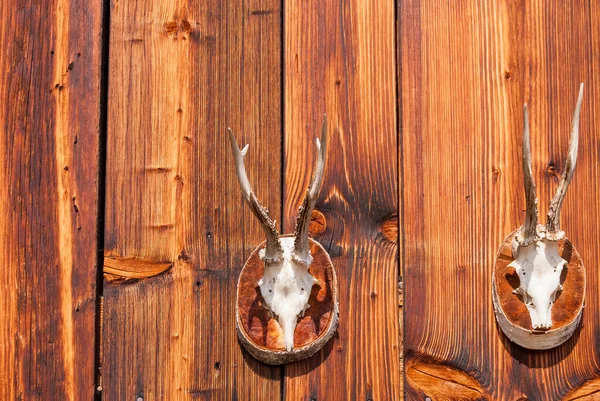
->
402, 0, 600, 399
284, 0, 401, 399
102, 0, 282, 399
11, 0, 600, 398
0, 0, 103, 399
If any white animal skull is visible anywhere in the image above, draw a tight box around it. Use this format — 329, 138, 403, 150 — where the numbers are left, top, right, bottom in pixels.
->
257, 237, 318, 350
229, 118, 327, 351
509, 234, 566, 329
510, 84, 583, 330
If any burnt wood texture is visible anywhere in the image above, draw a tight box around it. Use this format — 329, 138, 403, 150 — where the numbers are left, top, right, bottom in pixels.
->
402, 0, 600, 399
7, 0, 600, 399
0, 0, 103, 399
284, 0, 401, 399
102, 0, 401, 397
101, 0, 282, 399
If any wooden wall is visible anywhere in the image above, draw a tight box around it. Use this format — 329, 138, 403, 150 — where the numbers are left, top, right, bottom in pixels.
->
101, 0, 399, 399
284, 0, 400, 399
2, 0, 600, 399
102, 0, 283, 398
0, 0, 102, 399
402, 0, 600, 399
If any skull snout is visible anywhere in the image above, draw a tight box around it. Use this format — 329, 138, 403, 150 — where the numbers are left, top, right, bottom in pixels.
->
510, 238, 567, 331
271, 286, 308, 351
279, 315, 297, 351
527, 292, 553, 330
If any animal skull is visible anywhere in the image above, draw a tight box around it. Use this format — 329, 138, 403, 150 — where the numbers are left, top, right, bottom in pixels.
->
229, 118, 327, 351
510, 84, 583, 330
509, 234, 566, 329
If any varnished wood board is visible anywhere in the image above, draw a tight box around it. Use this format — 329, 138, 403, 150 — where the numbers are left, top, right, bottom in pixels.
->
102, 0, 283, 399
401, 0, 600, 399
0, 0, 103, 399
283, 0, 401, 399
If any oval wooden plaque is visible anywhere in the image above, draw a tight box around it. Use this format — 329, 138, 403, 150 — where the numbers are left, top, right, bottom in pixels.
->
236, 236, 339, 365
492, 229, 585, 349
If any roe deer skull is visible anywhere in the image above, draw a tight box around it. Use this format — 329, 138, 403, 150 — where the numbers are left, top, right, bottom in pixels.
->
229, 118, 327, 351
510, 84, 583, 330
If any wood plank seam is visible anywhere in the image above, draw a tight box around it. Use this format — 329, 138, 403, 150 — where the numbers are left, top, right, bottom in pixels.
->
95, 0, 111, 398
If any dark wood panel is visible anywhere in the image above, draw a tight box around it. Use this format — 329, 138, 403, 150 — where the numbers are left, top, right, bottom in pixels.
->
401, 0, 600, 399
283, 0, 401, 399
0, 0, 103, 399
102, 0, 283, 399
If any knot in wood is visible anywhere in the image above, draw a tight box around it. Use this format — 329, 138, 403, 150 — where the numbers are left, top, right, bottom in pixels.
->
308, 209, 326, 236
379, 215, 398, 243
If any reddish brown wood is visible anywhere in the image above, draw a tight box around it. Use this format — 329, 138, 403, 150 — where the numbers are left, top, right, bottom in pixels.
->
102, 0, 283, 399
284, 0, 400, 399
0, 0, 103, 399
402, 0, 600, 399
406, 358, 485, 401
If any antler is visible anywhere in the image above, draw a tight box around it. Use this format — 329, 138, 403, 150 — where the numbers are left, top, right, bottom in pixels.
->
229, 128, 283, 262
292, 115, 328, 264
516, 104, 540, 246
546, 83, 584, 240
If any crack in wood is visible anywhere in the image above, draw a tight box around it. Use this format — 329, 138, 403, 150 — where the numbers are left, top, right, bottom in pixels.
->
411, 366, 483, 394
406, 360, 485, 399
103, 257, 173, 281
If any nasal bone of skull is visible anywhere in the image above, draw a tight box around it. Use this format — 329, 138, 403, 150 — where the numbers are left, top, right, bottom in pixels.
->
272, 277, 310, 351
279, 315, 297, 351
531, 292, 552, 328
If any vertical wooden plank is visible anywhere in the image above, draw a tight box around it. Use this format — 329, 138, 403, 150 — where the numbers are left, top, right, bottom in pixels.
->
0, 0, 102, 399
402, 0, 600, 399
284, 0, 400, 399
102, 0, 282, 399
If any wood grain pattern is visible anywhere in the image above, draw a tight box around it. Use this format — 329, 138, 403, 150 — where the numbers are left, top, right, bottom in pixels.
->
103, 257, 173, 282
0, 0, 103, 399
102, 0, 282, 399
406, 357, 485, 401
401, 0, 600, 399
564, 378, 600, 401
284, 0, 400, 399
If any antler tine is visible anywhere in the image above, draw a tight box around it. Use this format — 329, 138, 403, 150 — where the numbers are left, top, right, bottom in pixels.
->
517, 104, 539, 246
228, 128, 283, 262
546, 83, 584, 240
292, 115, 328, 264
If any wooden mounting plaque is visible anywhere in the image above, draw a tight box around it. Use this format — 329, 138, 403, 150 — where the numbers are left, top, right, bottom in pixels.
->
493, 229, 585, 349
236, 236, 339, 365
